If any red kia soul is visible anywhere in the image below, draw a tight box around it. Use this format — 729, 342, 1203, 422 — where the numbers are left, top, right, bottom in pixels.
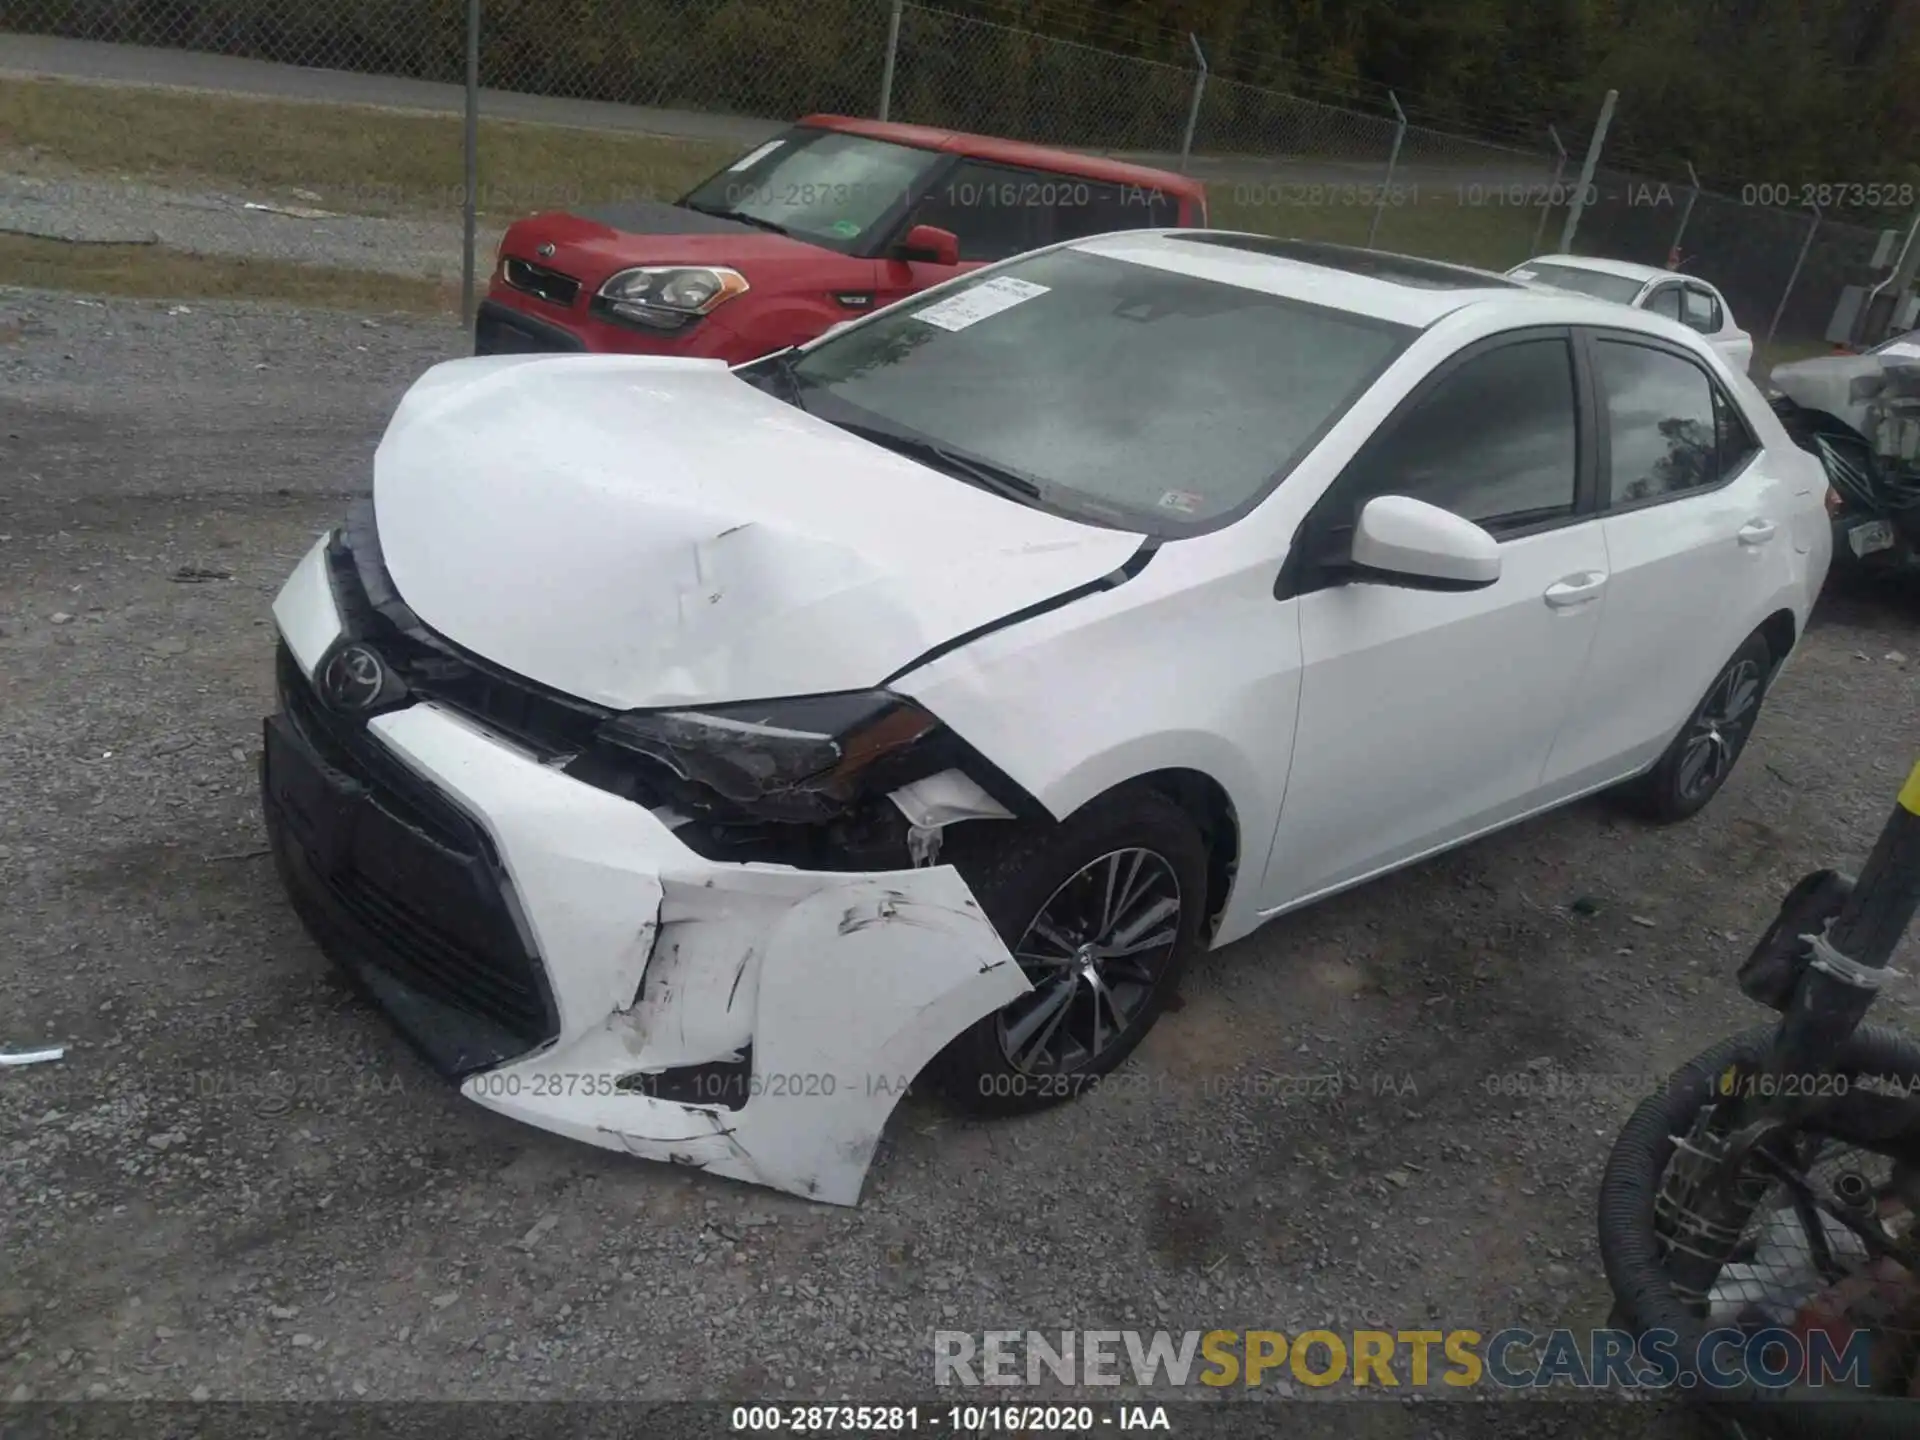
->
475, 114, 1209, 363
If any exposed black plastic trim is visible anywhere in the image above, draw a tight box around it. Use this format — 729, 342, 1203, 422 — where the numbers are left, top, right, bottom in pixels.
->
879, 540, 1158, 689
618, 1049, 754, 1111
265, 649, 562, 1071
473, 299, 587, 356
1347, 561, 1497, 593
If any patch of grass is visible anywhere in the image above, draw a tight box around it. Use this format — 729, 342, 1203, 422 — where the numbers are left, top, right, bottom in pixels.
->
1755, 337, 1840, 375
0, 233, 457, 314
0, 76, 738, 219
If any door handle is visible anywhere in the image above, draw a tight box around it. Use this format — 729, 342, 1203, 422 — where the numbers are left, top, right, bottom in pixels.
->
1543, 571, 1608, 609
1738, 519, 1778, 546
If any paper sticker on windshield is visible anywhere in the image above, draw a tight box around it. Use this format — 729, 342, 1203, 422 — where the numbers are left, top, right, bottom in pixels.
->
830, 219, 861, 238
1158, 490, 1203, 514
1882, 341, 1920, 360
1510, 268, 1537, 281
726, 139, 785, 172
914, 276, 1050, 332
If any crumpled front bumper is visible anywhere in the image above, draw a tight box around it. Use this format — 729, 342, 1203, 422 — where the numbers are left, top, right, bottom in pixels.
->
265, 535, 1029, 1205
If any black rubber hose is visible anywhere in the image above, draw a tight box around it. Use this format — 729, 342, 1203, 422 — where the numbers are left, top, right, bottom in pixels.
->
1598, 1024, 1920, 1436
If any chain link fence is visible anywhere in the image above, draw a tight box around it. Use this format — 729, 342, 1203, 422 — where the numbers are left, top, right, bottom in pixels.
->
1568, 168, 1900, 352
0, 0, 892, 117
886, 4, 1194, 155
4, 0, 1912, 355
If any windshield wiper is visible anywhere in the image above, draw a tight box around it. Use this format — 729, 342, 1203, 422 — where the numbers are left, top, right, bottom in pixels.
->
832, 420, 1042, 502
683, 201, 790, 236
750, 347, 808, 411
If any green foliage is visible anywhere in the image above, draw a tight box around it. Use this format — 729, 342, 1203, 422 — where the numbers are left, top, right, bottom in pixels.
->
4, 0, 1913, 202
1017, 0, 1919, 197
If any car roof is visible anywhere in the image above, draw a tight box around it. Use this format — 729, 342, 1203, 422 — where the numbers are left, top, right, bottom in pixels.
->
1517, 253, 1703, 288
1066, 230, 1534, 327
798, 115, 1205, 197
1061, 231, 1734, 348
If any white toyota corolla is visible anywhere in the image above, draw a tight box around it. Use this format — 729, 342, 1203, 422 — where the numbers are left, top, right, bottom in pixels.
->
264, 231, 1832, 1204
1506, 254, 1755, 373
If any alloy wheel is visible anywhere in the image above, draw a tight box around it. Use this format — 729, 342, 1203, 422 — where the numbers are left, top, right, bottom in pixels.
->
1677, 657, 1764, 802
995, 847, 1183, 1074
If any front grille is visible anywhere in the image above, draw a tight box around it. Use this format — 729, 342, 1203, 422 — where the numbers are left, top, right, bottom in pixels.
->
272, 643, 556, 1048
277, 643, 474, 853
502, 256, 582, 307
328, 871, 548, 1033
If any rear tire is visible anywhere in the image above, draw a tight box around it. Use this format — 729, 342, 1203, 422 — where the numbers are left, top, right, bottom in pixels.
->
1618, 630, 1773, 823
934, 787, 1209, 1118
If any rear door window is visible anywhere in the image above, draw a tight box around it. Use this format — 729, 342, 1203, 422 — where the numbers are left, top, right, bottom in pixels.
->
1594, 339, 1729, 503
1642, 285, 1683, 321
1682, 285, 1723, 333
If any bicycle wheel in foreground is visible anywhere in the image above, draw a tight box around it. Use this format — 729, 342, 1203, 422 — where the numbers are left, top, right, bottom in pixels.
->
1598, 1025, 1920, 1438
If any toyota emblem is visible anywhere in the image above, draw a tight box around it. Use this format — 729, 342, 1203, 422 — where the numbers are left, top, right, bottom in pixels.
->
537, 242, 557, 258
322, 644, 387, 712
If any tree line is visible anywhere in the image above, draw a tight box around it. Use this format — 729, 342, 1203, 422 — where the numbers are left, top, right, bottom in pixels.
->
10, 0, 1916, 209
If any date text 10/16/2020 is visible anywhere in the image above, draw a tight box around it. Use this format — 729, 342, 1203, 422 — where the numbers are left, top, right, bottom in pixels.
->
730, 1405, 1173, 1433
1225, 182, 1606, 211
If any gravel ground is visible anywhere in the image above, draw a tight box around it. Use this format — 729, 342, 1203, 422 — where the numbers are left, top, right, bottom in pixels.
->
0, 172, 480, 279
2, 288, 1918, 1431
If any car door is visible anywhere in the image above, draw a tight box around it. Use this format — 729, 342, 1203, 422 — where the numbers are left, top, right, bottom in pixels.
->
1541, 329, 1795, 791
1261, 329, 1611, 909
869, 159, 1049, 310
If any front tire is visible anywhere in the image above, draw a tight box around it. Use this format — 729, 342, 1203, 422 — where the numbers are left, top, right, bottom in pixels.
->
935, 787, 1209, 1117
1618, 630, 1773, 823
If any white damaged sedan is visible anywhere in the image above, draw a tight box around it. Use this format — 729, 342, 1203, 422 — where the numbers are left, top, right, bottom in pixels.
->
264, 231, 1831, 1203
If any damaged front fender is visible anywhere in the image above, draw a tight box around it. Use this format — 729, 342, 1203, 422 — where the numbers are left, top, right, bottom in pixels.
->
366, 702, 1029, 1206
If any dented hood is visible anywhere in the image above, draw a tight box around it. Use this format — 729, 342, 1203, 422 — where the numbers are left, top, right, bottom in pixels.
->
372, 355, 1144, 710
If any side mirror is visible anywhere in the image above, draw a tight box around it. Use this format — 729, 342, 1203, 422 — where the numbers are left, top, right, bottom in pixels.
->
1349, 495, 1500, 591
896, 223, 960, 267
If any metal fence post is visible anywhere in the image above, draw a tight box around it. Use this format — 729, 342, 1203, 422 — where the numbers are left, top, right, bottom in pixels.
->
1766, 203, 1822, 347
1178, 34, 1208, 173
1531, 125, 1567, 255
1668, 161, 1700, 266
878, 0, 903, 121
461, 0, 480, 332
1367, 92, 1406, 249
1559, 87, 1616, 253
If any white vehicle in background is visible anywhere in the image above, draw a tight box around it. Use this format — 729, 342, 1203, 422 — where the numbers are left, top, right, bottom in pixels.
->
1508, 255, 1755, 373
261, 231, 1830, 1207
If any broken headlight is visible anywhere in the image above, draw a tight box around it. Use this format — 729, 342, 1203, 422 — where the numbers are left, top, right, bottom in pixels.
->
594, 691, 939, 824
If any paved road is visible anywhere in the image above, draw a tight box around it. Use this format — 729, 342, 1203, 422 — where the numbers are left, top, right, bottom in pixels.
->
0, 30, 1556, 189
0, 32, 783, 146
